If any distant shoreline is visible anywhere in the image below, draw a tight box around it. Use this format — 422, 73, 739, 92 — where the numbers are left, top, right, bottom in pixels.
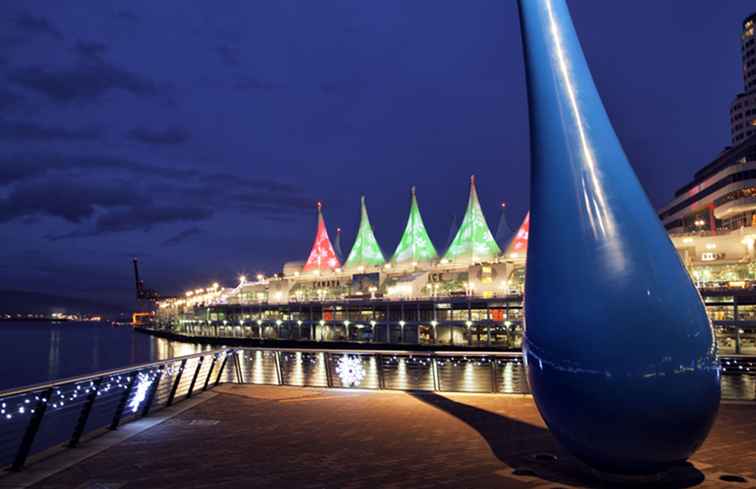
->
0, 318, 115, 323
0, 317, 69, 322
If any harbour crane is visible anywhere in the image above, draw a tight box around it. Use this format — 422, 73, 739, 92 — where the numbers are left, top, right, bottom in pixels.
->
132, 258, 165, 301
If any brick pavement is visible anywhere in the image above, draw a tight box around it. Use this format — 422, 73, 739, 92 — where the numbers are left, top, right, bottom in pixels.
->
22, 385, 756, 488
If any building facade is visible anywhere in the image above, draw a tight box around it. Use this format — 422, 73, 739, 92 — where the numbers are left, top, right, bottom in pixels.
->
730, 12, 756, 144
149, 174, 754, 355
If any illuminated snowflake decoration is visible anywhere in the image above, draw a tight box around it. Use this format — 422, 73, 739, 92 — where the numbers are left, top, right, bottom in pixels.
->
128, 373, 154, 413
335, 355, 365, 387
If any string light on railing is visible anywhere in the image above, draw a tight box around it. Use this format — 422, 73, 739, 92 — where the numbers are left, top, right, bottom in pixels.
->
128, 373, 155, 413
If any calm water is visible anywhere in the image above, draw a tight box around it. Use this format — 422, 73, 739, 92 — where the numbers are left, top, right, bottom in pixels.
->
0, 321, 207, 391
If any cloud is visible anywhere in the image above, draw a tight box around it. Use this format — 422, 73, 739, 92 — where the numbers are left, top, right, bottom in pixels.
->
0, 121, 101, 142
162, 226, 203, 246
0, 89, 24, 111
15, 12, 63, 41
236, 192, 312, 213
91, 205, 212, 235
0, 152, 312, 238
74, 41, 107, 59
115, 11, 139, 23
128, 127, 190, 145
8, 59, 160, 103
0, 175, 212, 239
320, 79, 366, 97
203, 173, 300, 193
234, 76, 285, 92
216, 44, 241, 67
0, 153, 199, 185
0, 178, 140, 223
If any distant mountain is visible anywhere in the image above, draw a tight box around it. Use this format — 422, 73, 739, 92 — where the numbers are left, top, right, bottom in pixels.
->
0, 290, 128, 318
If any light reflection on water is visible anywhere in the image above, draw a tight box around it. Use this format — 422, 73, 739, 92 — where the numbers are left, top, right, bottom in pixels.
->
0, 321, 208, 391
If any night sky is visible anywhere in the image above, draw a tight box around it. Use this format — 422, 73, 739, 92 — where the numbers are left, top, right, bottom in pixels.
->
0, 1, 749, 310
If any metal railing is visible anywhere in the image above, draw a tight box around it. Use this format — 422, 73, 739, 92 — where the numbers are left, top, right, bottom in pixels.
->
232, 348, 530, 394
0, 349, 235, 471
2, 347, 753, 472
227, 348, 754, 400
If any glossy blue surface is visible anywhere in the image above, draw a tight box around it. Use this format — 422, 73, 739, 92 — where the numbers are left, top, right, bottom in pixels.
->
517, 0, 720, 475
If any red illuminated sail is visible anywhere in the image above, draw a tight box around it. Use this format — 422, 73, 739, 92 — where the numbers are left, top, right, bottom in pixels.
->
510, 212, 530, 255
303, 203, 341, 272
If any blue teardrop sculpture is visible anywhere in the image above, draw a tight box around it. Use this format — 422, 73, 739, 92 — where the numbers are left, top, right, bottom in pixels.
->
517, 0, 720, 475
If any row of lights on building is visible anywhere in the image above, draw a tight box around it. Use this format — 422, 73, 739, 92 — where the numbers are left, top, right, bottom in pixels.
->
213, 318, 514, 328
185, 282, 220, 298
237, 258, 485, 284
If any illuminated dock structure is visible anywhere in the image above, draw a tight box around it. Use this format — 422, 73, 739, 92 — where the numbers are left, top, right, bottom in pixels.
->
146, 176, 756, 354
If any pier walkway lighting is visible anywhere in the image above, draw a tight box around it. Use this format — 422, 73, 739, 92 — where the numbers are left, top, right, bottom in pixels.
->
239, 275, 247, 284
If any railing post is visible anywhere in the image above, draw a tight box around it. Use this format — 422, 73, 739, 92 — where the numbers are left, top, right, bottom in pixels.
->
166, 359, 187, 407
274, 351, 284, 385
11, 386, 54, 471
376, 354, 385, 390
186, 356, 204, 399
431, 358, 440, 391
214, 352, 230, 386
324, 353, 333, 387
141, 369, 164, 417
234, 351, 244, 383
69, 377, 103, 447
110, 372, 137, 430
489, 358, 497, 393
203, 355, 218, 391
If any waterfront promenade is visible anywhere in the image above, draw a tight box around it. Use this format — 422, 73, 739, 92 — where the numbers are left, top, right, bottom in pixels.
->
3, 385, 754, 489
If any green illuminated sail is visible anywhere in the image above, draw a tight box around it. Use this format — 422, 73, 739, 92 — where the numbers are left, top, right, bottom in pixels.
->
345, 196, 385, 269
391, 187, 438, 265
443, 176, 501, 264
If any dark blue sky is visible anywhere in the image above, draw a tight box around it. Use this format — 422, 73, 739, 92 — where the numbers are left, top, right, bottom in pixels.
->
0, 1, 749, 309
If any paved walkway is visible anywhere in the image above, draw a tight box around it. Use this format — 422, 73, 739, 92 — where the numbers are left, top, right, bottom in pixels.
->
14, 385, 756, 488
